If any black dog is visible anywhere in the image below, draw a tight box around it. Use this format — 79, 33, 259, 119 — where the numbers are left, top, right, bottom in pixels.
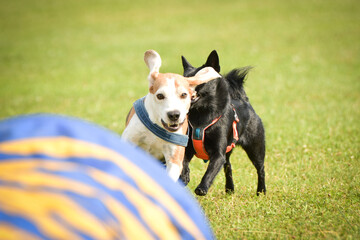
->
180, 50, 266, 196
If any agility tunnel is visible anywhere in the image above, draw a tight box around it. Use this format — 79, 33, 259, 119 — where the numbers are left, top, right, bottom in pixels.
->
0, 114, 213, 240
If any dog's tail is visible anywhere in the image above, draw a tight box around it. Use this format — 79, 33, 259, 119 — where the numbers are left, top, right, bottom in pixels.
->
224, 66, 252, 101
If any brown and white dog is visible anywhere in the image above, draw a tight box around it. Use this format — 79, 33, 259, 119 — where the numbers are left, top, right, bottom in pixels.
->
122, 50, 220, 181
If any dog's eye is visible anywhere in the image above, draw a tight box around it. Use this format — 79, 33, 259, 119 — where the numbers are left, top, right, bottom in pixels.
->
180, 93, 188, 99
156, 93, 165, 100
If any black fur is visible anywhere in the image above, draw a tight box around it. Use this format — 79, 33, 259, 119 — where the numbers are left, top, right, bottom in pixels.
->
180, 51, 266, 196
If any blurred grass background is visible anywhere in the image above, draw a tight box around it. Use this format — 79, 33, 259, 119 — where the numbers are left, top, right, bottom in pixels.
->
1, 0, 359, 239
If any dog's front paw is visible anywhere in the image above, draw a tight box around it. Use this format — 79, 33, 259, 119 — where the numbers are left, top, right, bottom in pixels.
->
195, 186, 208, 196
256, 189, 266, 196
225, 188, 234, 194
180, 167, 190, 186
179, 175, 190, 186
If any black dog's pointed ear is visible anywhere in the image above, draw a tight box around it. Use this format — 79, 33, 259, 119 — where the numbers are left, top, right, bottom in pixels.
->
205, 50, 220, 73
181, 56, 194, 70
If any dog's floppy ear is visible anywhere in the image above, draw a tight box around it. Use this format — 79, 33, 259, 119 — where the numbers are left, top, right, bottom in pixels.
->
186, 67, 221, 89
144, 50, 162, 88
144, 50, 161, 73
205, 50, 220, 73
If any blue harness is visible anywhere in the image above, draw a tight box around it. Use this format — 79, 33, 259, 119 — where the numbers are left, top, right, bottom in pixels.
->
133, 97, 189, 147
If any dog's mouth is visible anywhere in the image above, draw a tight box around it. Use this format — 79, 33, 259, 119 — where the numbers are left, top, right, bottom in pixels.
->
161, 119, 184, 132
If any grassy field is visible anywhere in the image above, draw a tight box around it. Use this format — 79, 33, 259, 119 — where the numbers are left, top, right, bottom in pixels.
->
1, 0, 359, 239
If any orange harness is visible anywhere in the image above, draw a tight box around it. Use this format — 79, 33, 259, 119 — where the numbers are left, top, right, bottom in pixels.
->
190, 108, 239, 161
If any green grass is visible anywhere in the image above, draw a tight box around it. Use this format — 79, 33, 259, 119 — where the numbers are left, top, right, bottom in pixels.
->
1, 0, 359, 239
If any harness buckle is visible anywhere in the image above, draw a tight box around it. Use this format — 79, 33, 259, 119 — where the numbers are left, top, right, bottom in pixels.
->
193, 128, 203, 140
233, 108, 239, 122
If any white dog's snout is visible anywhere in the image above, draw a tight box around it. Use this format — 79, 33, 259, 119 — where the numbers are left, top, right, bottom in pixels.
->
167, 110, 181, 122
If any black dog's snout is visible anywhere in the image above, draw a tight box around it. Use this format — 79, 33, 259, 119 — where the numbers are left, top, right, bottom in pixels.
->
167, 110, 180, 121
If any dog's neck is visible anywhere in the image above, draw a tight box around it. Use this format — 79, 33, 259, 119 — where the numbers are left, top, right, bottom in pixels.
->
188, 104, 228, 127
143, 95, 161, 126
188, 90, 230, 127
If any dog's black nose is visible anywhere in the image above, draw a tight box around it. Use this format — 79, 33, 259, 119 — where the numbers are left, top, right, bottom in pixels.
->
167, 110, 180, 121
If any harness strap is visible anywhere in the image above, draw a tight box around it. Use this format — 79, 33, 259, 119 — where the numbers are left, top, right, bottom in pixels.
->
226, 109, 239, 152
191, 108, 239, 161
133, 97, 189, 147
191, 116, 222, 161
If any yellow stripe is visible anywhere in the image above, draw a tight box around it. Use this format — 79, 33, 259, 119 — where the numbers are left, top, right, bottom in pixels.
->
103, 197, 155, 240
90, 168, 181, 240
0, 224, 40, 240
0, 186, 154, 240
0, 159, 84, 172
0, 159, 155, 240
0, 187, 85, 240
0, 137, 206, 239
0, 160, 96, 196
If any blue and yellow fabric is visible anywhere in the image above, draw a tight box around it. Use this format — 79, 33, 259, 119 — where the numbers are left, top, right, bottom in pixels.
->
0, 114, 214, 240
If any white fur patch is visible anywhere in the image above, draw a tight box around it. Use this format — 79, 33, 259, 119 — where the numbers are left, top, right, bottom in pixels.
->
166, 162, 181, 181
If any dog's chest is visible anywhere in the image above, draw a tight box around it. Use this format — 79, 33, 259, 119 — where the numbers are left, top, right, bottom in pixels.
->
122, 115, 167, 159
137, 134, 166, 159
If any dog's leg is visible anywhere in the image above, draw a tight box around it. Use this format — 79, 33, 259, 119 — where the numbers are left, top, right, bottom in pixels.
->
166, 162, 181, 181
195, 153, 226, 196
180, 147, 195, 186
243, 142, 266, 195
224, 152, 234, 193
164, 145, 185, 181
